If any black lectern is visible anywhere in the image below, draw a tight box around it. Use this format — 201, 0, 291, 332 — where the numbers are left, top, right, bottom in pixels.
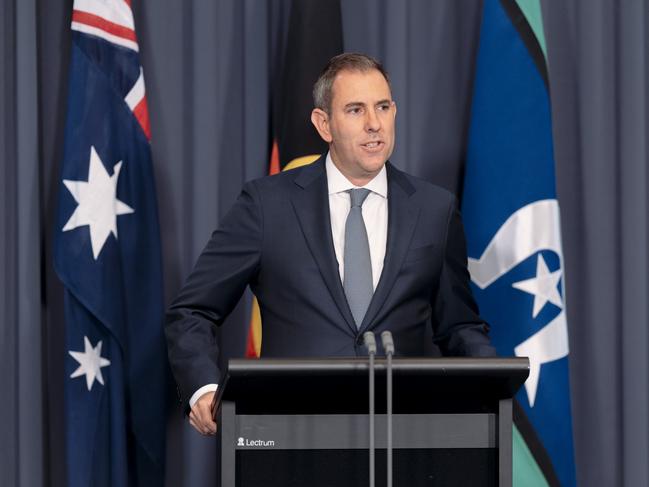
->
214, 357, 528, 487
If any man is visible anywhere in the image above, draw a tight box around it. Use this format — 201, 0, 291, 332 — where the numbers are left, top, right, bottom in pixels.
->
166, 53, 495, 436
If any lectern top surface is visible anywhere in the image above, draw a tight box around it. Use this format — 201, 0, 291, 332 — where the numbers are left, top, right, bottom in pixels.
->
226, 356, 527, 376
215, 357, 528, 415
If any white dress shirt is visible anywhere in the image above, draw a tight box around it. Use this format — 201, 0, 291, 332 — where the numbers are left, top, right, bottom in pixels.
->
325, 152, 388, 290
189, 152, 389, 408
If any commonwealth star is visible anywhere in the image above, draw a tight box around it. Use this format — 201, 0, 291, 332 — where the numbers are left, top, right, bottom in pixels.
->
62, 146, 134, 259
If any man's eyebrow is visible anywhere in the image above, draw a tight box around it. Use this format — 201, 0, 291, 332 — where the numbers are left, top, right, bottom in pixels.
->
343, 99, 392, 109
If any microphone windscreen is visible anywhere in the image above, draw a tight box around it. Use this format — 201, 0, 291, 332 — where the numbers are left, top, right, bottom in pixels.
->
363, 331, 377, 354
380, 330, 395, 354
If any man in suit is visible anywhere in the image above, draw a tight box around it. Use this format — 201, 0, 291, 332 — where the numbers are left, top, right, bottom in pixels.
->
166, 53, 495, 435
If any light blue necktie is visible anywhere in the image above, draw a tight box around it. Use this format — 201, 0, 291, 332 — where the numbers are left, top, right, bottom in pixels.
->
343, 188, 373, 328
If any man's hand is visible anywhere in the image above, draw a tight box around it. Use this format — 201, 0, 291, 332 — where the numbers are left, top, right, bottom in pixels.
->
189, 391, 217, 435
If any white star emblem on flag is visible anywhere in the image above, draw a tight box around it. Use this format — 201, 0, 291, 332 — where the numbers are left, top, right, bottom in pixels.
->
62, 146, 134, 259
512, 253, 563, 318
69, 336, 111, 391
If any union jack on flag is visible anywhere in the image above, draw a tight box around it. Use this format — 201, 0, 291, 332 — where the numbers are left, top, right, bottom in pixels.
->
53, 1, 166, 485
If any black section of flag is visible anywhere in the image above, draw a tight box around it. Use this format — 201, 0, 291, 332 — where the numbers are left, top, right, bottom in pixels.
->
273, 0, 343, 168
513, 400, 561, 487
499, 0, 550, 90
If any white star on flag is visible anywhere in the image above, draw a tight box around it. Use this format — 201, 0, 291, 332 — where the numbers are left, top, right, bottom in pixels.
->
69, 336, 111, 391
62, 146, 134, 260
512, 253, 563, 318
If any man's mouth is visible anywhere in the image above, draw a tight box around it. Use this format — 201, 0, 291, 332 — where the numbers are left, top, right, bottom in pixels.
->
361, 141, 383, 150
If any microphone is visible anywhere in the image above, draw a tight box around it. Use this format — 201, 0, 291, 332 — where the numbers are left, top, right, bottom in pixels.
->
380, 331, 395, 487
380, 330, 394, 355
363, 331, 377, 487
363, 330, 377, 355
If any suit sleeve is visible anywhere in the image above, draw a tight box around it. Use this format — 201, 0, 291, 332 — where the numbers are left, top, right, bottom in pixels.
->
165, 181, 263, 409
432, 197, 497, 357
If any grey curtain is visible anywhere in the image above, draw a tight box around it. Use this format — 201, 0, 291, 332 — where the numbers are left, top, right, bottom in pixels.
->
137, 2, 274, 485
1, 0, 43, 486
1, 0, 647, 486
545, 1, 649, 486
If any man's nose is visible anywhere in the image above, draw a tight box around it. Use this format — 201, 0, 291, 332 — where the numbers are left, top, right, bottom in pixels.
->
365, 109, 381, 132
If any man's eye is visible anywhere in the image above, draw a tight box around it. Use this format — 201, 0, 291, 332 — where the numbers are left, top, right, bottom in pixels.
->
378, 104, 391, 111
348, 107, 362, 114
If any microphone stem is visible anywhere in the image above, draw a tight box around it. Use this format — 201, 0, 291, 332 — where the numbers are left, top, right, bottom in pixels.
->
369, 351, 375, 487
386, 350, 393, 487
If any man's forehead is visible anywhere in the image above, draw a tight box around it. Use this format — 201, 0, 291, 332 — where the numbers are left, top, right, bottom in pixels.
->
331, 69, 392, 102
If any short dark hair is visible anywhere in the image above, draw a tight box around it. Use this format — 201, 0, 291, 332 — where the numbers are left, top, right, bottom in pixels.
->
313, 52, 391, 114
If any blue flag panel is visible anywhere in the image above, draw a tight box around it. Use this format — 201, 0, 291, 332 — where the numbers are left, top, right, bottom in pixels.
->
462, 0, 576, 485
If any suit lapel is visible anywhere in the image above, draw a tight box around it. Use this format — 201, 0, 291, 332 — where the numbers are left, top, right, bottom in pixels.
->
290, 157, 358, 334
359, 163, 419, 332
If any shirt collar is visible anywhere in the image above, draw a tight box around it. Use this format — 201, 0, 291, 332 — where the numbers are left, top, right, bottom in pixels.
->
325, 152, 388, 198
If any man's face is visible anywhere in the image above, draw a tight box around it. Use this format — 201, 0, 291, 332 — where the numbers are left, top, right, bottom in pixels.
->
311, 69, 396, 184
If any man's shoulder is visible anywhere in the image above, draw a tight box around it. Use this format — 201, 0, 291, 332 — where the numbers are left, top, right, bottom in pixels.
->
387, 162, 456, 205
245, 156, 326, 193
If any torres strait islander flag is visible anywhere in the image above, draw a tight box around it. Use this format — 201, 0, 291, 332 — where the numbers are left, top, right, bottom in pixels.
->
246, 0, 343, 357
462, 0, 576, 486
53, 1, 166, 485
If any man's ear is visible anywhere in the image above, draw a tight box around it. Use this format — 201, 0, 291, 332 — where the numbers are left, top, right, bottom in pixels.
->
311, 108, 333, 143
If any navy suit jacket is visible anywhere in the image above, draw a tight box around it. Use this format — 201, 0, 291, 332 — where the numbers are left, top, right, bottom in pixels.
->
166, 156, 495, 408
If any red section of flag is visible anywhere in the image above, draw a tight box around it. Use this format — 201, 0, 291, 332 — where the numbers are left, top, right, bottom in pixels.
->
244, 140, 281, 358
72, 10, 137, 43
268, 140, 280, 175
133, 97, 151, 140
245, 329, 257, 357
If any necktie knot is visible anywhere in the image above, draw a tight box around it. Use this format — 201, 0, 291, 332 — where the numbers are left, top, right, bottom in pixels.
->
349, 188, 371, 208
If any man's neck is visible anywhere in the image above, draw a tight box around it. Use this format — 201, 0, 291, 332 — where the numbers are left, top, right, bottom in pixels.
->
329, 158, 382, 187
326, 153, 388, 197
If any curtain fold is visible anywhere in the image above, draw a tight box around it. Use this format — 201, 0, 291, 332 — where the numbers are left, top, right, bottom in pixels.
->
1, 0, 43, 485
545, 1, 649, 485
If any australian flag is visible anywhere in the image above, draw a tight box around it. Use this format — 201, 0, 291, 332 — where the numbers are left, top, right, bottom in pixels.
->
462, 0, 576, 486
53, 1, 166, 485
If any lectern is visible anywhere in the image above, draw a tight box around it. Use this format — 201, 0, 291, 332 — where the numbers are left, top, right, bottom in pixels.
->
214, 357, 528, 487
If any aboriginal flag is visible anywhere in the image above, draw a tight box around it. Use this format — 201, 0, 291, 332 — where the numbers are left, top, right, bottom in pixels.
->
246, 0, 343, 356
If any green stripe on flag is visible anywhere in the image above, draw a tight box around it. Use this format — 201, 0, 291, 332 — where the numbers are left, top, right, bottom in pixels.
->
514, 425, 551, 487
514, 0, 547, 59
